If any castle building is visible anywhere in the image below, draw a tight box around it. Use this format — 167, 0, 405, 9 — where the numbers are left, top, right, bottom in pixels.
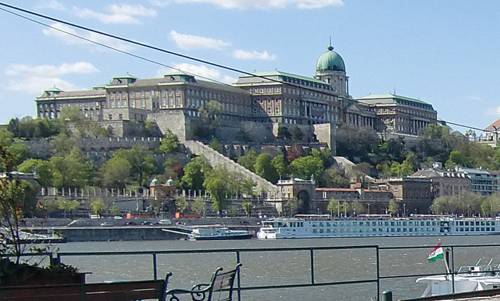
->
357, 94, 438, 136
35, 44, 438, 145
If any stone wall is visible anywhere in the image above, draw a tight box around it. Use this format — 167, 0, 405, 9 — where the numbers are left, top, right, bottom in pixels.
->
148, 110, 188, 141
183, 140, 279, 196
314, 123, 336, 153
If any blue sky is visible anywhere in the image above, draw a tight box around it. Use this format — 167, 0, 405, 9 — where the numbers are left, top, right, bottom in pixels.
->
0, 0, 499, 133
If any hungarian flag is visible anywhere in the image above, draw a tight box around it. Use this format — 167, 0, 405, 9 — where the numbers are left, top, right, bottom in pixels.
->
427, 243, 445, 262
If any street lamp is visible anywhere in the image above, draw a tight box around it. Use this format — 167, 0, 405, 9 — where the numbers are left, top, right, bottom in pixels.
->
403, 203, 406, 217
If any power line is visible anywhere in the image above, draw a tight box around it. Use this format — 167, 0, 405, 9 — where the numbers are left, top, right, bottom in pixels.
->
0, 7, 232, 86
0, 1, 494, 134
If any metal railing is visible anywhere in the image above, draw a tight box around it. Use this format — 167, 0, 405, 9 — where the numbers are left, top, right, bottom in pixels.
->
10, 243, 500, 300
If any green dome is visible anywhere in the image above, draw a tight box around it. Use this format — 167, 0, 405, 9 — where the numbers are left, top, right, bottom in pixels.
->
316, 46, 345, 72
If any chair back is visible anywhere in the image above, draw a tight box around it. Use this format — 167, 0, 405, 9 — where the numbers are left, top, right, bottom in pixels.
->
208, 263, 242, 301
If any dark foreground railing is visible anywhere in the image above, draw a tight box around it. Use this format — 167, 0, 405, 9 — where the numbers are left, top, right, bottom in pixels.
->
11, 243, 500, 300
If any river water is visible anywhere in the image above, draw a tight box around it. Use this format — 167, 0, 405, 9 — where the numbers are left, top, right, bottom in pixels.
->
50, 236, 500, 300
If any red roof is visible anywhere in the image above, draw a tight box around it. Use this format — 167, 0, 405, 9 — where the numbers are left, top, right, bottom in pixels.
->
485, 119, 500, 131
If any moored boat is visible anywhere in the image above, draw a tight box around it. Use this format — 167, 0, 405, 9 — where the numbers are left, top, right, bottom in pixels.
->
257, 214, 500, 239
190, 225, 253, 240
417, 259, 500, 297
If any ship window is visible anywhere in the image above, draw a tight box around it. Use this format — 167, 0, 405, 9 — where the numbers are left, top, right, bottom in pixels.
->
391, 228, 395, 232
493, 227, 496, 231
476, 227, 480, 231
409, 228, 413, 232
313, 229, 317, 233
327, 229, 331, 233
481, 227, 485, 231
320, 229, 324, 233
326, 222, 331, 227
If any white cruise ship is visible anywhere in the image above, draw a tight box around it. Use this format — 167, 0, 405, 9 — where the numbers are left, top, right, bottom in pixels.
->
257, 215, 500, 239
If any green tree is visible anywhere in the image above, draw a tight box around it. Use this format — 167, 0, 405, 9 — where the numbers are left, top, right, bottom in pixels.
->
446, 150, 471, 168
0, 146, 39, 263
290, 155, 324, 181
277, 125, 291, 140
291, 126, 304, 142
254, 153, 278, 183
351, 202, 365, 215
100, 156, 132, 188
285, 198, 299, 217
238, 149, 258, 172
209, 137, 223, 153
175, 196, 189, 214
181, 156, 211, 190
480, 194, 500, 217
50, 148, 92, 188
90, 198, 106, 217
110, 204, 121, 216
57, 199, 80, 218
204, 168, 232, 215
159, 130, 180, 154
431, 196, 454, 215
0, 129, 13, 147
271, 154, 288, 179
320, 168, 350, 188
339, 202, 352, 217
6, 143, 30, 167
114, 146, 158, 186
336, 126, 379, 163
18, 159, 53, 187
192, 197, 206, 217
388, 200, 400, 216
51, 132, 76, 156
327, 198, 340, 216
242, 200, 252, 217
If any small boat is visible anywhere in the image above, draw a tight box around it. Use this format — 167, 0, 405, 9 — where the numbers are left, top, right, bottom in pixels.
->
417, 259, 500, 297
1, 228, 65, 244
189, 225, 253, 240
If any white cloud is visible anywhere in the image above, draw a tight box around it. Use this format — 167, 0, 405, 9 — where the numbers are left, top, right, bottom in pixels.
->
5, 62, 99, 94
233, 49, 276, 61
296, 0, 343, 9
36, 0, 66, 11
172, 0, 343, 9
169, 30, 230, 50
158, 63, 236, 83
42, 22, 134, 52
74, 4, 157, 24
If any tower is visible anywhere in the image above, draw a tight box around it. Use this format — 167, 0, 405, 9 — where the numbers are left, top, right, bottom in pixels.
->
314, 43, 349, 96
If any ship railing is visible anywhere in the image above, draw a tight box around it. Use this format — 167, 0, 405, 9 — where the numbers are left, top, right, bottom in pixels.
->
8, 243, 500, 300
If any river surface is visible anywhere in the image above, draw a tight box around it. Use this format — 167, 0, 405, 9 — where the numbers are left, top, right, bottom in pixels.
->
45, 236, 500, 300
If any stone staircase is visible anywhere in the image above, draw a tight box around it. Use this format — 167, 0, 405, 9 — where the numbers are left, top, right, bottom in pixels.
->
183, 140, 279, 196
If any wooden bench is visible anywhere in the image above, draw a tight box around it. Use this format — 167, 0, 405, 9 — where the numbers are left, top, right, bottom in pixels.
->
0, 278, 167, 301
165, 263, 242, 301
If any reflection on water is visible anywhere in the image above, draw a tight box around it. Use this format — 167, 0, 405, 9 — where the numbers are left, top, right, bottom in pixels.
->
55, 235, 500, 300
